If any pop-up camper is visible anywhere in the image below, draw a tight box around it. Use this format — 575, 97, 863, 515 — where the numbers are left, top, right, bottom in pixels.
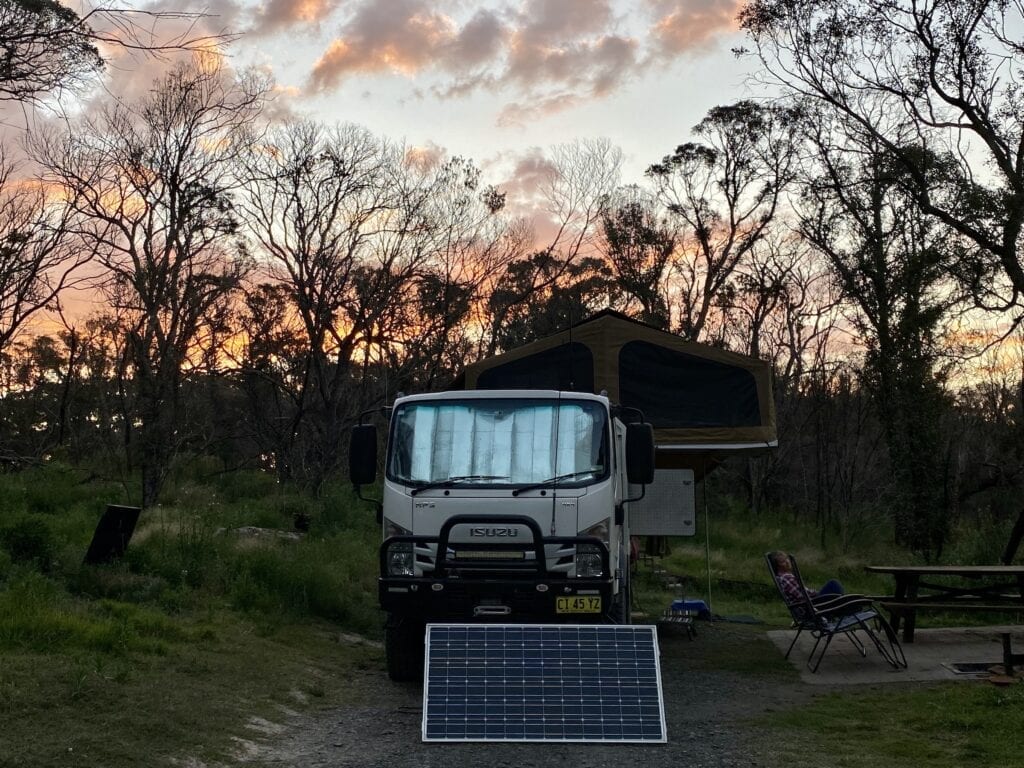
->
457, 310, 777, 537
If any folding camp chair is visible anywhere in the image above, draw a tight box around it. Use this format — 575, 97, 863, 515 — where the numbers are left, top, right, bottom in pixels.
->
766, 552, 907, 673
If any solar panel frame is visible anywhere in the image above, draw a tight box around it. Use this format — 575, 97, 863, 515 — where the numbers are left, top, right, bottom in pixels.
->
421, 623, 667, 743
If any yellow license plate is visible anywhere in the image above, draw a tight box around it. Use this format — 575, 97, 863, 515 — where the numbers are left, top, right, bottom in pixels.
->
556, 596, 602, 614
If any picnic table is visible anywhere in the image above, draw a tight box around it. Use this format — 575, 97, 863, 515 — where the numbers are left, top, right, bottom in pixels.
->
865, 564, 1024, 645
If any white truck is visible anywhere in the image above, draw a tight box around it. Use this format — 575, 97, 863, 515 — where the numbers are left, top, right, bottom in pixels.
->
349, 388, 655, 681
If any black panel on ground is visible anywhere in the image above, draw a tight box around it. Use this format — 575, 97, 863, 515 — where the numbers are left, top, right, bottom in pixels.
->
619, 340, 760, 428
422, 624, 666, 743
83, 505, 141, 565
476, 343, 594, 392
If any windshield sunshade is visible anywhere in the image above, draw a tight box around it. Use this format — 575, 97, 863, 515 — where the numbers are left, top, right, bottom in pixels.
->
389, 399, 607, 486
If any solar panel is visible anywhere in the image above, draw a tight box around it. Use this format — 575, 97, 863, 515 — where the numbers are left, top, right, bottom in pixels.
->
422, 624, 667, 743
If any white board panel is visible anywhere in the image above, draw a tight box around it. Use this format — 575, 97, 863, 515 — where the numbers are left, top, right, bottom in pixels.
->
628, 468, 696, 537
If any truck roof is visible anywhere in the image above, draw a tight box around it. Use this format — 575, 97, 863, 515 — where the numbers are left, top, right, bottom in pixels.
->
394, 389, 609, 405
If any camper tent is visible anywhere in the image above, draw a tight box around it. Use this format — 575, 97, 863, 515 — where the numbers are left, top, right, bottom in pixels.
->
457, 310, 777, 455
457, 310, 776, 559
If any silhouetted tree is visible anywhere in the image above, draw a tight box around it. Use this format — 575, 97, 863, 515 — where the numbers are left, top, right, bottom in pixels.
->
740, 0, 1024, 311
35, 58, 266, 506
797, 118, 968, 555
601, 187, 674, 329
647, 101, 800, 340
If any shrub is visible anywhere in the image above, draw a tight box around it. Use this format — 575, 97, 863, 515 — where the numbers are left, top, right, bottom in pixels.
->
0, 516, 56, 572
215, 470, 278, 503
70, 563, 169, 604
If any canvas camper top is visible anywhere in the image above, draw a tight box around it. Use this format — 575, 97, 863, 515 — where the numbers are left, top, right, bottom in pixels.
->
455, 310, 776, 457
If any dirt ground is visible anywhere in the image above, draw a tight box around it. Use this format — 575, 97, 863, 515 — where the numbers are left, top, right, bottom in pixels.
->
234, 622, 813, 768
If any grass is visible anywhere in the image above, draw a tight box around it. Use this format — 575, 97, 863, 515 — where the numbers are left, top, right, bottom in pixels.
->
1, 460, 1023, 767
0, 614, 382, 767
764, 683, 1024, 768
0, 461, 385, 767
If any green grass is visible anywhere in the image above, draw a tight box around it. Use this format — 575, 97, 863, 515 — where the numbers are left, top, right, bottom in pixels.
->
764, 683, 1024, 768
0, 615, 382, 768
0, 462, 387, 766
631, 502, 1020, 631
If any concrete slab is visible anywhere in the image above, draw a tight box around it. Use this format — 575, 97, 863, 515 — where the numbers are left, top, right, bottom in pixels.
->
768, 624, 1024, 685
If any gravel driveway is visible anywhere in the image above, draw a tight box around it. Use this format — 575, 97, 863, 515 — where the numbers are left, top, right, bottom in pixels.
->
240, 622, 810, 768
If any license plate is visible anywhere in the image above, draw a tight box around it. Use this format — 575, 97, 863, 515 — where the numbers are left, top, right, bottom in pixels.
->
556, 596, 602, 614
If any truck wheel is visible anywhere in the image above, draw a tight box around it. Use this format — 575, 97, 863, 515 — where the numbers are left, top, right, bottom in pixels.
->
385, 615, 425, 682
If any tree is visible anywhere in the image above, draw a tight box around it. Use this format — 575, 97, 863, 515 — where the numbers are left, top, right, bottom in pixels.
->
601, 186, 674, 329
34, 58, 266, 506
482, 139, 622, 355
0, 0, 227, 104
0, 0, 101, 102
240, 122, 517, 486
368, 157, 525, 394
739, 0, 1024, 310
647, 101, 800, 340
485, 251, 616, 351
797, 117, 967, 555
237, 121, 393, 484
0, 148, 88, 356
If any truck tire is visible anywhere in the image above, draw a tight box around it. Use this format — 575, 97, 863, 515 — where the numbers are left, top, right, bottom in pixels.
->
385, 615, 425, 682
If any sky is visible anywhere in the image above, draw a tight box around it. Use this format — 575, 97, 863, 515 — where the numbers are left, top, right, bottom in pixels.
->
8, 1, 758, 333
105, 0, 757, 184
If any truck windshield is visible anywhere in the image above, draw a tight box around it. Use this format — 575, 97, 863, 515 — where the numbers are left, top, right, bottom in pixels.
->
387, 398, 609, 488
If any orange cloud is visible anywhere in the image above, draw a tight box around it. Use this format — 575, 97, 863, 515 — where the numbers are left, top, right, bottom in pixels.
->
648, 0, 744, 57
486, 148, 558, 215
251, 0, 340, 35
405, 142, 447, 171
309, 2, 458, 92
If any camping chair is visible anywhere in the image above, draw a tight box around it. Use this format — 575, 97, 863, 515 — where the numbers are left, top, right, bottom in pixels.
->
766, 552, 907, 673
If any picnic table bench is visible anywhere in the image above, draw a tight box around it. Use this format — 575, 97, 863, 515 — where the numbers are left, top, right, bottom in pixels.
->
865, 564, 1024, 674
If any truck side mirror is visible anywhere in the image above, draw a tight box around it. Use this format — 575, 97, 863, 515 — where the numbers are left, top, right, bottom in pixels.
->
349, 424, 378, 485
625, 423, 655, 485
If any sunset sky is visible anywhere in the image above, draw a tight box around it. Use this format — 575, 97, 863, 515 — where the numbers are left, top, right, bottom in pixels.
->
114, 0, 753, 184
6, 1, 758, 332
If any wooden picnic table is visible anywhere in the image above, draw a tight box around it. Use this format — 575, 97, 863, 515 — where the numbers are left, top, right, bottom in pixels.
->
864, 564, 1024, 644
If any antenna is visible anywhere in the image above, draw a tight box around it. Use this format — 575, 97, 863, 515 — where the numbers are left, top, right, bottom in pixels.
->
567, 301, 575, 391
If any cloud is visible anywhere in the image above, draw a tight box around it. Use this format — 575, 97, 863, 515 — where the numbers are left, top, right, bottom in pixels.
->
497, 94, 586, 128
514, 0, 614, 44
504, 32, 639, 98
491, 148, 558, 205
405, 142, 448, 171
445, 9, 508, 69
306, 0, 742, 120
645, 0, 743, 58
309, 0, 459, 92
250, 0, 340, 36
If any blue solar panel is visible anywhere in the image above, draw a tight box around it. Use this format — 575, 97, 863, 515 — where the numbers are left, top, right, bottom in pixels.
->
422, 624, 666, 742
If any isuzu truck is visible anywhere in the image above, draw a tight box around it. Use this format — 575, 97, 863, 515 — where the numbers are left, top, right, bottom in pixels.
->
350, 388, 655, 681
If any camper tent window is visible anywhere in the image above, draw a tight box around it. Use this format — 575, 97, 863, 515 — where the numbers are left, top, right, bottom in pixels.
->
618, 340, 761, 428
388, 399, 608, 487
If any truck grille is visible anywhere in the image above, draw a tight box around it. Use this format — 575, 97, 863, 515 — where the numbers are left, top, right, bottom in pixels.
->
415, 542, 574, 575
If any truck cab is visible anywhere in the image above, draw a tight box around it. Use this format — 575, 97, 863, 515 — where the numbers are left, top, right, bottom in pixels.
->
350, 389, 655, 680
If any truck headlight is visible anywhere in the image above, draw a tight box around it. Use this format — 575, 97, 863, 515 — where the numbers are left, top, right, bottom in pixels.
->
575, 542, 604, 578
386, 541, 414, 576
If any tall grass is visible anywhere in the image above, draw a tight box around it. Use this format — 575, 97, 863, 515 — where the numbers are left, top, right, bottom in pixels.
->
0, 462, 383, 649
0, 571, 183, 655
4, 458, 1016, 652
